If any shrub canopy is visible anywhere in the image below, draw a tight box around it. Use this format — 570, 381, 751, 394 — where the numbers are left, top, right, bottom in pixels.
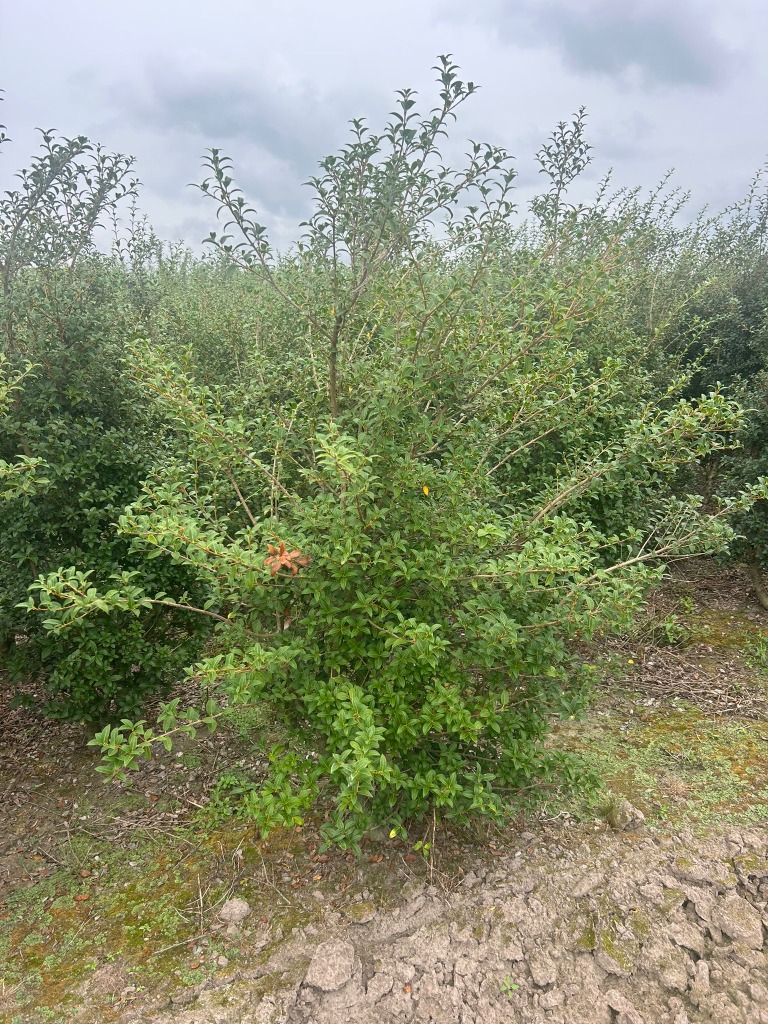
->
2, 62, 766, 844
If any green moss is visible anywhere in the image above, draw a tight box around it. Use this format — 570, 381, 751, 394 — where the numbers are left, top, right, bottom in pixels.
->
0, 827, 238, 1020
344, 900, 377, 923
177, 752, 203, 769
688, 609, 768, 650
628, 909, 651, 942
734, 852, 768, 875
570, 895, 644, 971
574, 914, 597, 951
555, 694, 768, 832
661, 887, 686, 912
599, 929, 636, 972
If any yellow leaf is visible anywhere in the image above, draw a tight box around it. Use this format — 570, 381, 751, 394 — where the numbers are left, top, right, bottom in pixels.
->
423, 486, 429, 495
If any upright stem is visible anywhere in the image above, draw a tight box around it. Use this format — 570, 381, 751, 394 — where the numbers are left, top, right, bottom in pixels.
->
744, 553, 768, 612
329, 315, 342, 418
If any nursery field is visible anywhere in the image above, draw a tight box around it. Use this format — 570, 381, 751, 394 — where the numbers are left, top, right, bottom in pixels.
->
1, 563, 767, 1023
1, 59, 768, 1023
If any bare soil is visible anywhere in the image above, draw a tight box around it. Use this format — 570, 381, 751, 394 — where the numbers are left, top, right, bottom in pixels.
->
1, 561, 767, 1024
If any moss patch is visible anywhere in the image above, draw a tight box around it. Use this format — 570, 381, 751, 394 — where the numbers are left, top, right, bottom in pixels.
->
570, 898, 641, 972
558, 701, 768, 830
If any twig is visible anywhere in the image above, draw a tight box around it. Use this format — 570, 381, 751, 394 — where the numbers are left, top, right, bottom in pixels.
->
197, 874, 205, 935
34, 846, 66, 867
148, 599, 230, 623
257, 847, 291, 906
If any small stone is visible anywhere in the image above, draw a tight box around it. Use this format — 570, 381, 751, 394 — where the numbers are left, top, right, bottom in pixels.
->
528, 955, 557, 987
572, 873, 603, 899
402, 895, 426, 919
216, 955, 229, 969
734, 853, 768, 882
690, 891, 716, 923
454, 956, 473, 977
502, 939, 525, 962
366, 973, 393, 1003
605, 989, 646, 1024
637, 882, 663, 903
748, 982, 768, 1005
670, 859, 711, 884
617, 1012, 646, 1024
218, 898, 251, 924
658, 960, 689, 993
343, 901, 377, 924
539, 988, 565, 1009
170, 989, 198, 1006
667, 920, 705, 957
402, 881, 426, 901
606, 800, 645, 832
595, 947, 633, 978
711, 893, 764, 950
304, 938, 356, 992
689, 960, 710, 1006
671, 859, 736, 888
606, 990, 631, 1011
728, 944, 764, 969
740, 829, 764, 849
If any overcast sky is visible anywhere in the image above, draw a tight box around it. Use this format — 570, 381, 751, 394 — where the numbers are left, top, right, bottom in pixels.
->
1, 0, 766, 252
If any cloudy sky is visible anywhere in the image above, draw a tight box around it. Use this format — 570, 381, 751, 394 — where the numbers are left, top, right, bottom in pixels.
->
1, 0, 766, 252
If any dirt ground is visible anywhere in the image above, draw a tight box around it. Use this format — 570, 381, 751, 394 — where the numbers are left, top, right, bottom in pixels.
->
1, 561, 767, 1024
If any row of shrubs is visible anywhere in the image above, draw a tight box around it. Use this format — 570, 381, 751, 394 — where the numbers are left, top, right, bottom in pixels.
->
1, 62, 766, 845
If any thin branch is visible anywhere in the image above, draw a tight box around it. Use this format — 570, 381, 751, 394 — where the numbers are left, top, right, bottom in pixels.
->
148, 599, 230, 623
224, 467, 257, 526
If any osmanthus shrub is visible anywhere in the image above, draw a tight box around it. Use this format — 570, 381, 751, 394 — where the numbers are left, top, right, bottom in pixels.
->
670, 179, 768, 608
0, 119, 213, 720
26, 61, 764, 845
580, 165, 768, 609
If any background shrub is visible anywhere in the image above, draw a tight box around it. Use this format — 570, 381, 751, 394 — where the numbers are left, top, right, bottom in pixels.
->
5, 63, 766, 843
0, 127, 213, 719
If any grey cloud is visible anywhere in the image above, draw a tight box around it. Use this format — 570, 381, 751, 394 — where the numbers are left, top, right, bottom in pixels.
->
591, 112, 654, 161
115, 62, 390, 176
486, 0, 736, 87
130, 69, 326, 168
105, 62, 396, 234
5, 0, 762, 257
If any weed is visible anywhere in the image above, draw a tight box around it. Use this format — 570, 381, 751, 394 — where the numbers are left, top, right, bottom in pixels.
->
500, 976, 520, 996
560, 703, 768, 830
177, 752, 203, 769
745, 636, 768, 674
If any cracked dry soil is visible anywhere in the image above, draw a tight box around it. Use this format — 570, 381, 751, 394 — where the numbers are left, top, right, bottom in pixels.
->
2, 561, 768, 1023
119, 823, 768, 1024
